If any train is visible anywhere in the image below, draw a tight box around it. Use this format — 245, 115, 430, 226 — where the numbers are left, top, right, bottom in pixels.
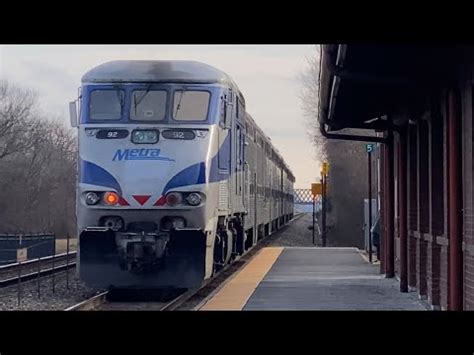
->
69, 60, 295, 289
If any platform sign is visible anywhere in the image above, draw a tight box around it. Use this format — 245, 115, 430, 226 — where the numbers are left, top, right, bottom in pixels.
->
322, 161, 329, 176
17, 248, 27, 262
366, 144, 374, 153
312, 183, 322, 196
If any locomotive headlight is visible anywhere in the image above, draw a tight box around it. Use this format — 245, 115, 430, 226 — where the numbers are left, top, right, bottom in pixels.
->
131, 129, 159, 144
185, 192, 202, 206
85, 192, 100, 205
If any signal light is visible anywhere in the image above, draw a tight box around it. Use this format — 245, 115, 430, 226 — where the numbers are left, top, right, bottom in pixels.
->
165, 192, 182, 206
103, 192, 119, 205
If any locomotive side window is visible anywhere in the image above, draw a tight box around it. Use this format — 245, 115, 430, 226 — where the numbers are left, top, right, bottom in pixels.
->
173, 90, 210, 121
220, 94, 226, 124
220, 91, 232, 128
237, 99, 245, 121
236, 97, 239, 119
90, 90, 124, 120
130, 90, 167, 121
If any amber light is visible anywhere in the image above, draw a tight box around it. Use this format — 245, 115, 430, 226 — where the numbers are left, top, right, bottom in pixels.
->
104, 192, 119, 205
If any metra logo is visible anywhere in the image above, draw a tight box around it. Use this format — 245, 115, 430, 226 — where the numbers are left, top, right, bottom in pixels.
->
113, 149, 175, 162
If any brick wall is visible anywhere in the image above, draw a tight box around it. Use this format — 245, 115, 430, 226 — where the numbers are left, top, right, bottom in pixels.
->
462, 80, 474, 309
428, 97, 444, 307
440, 91, 450, 310
417, 119, 429, 297
440, 243, 450, 309
407, 124, 418, 288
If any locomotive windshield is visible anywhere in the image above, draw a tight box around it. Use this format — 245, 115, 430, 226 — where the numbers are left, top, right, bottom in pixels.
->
90, 89, 124, 120
131, 89, 167, 121
84, 85, 213, 123
173, 90, 210, 121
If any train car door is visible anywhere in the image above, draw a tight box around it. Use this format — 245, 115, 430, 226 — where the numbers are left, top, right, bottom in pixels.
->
234, 96, 245, 212
236, 124, 245, 210
218, 89, 233, 212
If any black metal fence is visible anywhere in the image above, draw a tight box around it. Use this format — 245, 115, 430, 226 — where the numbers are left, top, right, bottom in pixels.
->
0, 233, 56, 265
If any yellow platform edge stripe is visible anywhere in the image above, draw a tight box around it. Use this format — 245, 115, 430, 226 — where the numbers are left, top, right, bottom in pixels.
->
199, 247, 284, 311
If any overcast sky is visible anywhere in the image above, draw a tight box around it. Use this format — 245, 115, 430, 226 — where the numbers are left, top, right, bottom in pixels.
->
0, 45, 320, 188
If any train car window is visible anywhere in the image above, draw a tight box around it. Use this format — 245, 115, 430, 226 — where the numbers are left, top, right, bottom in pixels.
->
248, 124, 254, 138
130, 90, 167, 121
236, 97, 239, 119
238, 100, 245, 121
220, 94, 226, 124
173, 90, 210, 121
237, 126, 242, 162
90, 90, 124, 120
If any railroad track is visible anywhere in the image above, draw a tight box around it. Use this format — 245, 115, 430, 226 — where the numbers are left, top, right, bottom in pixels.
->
65, 287, 196, 311
66, 213, 304, 311
0, 252, 77, 288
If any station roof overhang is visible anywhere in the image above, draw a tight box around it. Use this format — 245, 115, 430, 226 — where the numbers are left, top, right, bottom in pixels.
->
318, 44, 470, 132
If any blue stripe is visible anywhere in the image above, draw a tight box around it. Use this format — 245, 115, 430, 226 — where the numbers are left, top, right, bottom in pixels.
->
162, 132, 231, 193
80, 159, 122, 195
126, 157, 175, 161
162, 162, 206, 194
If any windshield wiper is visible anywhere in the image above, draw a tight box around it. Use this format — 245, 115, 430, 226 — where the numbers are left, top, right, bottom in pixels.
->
174, 87, 187, 117
116, 90, 125, 107
134, 84, 153, 114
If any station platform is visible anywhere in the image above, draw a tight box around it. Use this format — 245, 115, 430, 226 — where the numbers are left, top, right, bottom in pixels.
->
198, 247, 426, 311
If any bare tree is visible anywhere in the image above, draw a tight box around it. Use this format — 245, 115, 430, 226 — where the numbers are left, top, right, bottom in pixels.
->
298, 47, 368, 248
298, 45, 326, 163
0, 80, 77, 237
0, 80, 41, 160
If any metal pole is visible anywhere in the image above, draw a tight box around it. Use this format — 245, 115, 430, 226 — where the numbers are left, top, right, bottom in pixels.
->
312, 195, 315, 245
37, 256, 41, 298
17, 261, 21, 307
52, 234, 56, 293
322, 174, 327, 247
380, 146, 386, 274
399, 129, 408, 292
66, 234, 70, 289
386, 129, 395, 278
368, 149, 373, 263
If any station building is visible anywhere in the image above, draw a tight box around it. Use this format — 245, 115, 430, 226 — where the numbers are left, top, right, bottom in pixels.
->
319, 44, 474, 310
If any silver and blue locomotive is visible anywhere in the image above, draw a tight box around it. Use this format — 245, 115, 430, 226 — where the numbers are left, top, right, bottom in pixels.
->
69, 60, 295, 289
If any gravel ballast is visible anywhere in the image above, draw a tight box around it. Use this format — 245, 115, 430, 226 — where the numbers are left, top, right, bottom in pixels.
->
0, 269, 102, 310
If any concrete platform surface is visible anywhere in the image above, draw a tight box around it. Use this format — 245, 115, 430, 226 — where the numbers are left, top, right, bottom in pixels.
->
243, 247, 426, 310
